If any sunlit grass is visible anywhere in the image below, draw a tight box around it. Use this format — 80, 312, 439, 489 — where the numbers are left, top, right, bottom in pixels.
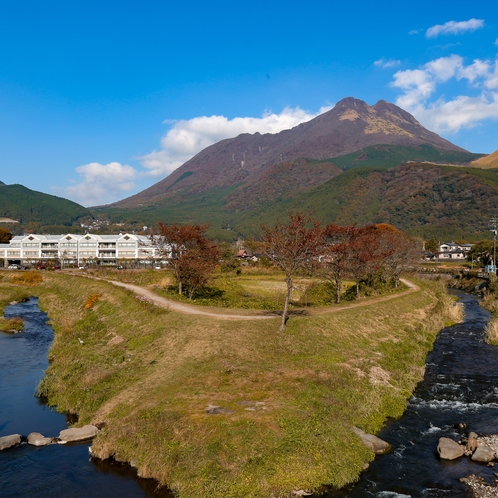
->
26, 273, 458, 498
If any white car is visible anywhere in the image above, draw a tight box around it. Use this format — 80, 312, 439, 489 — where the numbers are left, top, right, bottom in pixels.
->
8, 264, 19, 270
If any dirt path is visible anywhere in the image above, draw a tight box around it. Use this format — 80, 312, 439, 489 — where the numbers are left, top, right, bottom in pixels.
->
98, 277, 420, 321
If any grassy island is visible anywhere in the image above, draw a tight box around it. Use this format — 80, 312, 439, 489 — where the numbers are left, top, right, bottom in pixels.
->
0, 271, 460, 497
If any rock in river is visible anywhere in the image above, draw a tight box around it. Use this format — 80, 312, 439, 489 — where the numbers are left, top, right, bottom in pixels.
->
58, 425, 99, 443
27, 432, 55, 446
352, 427, 391, 454
437, 437, 464, 460
0, 434, 22, 450
472, 445, 496, 463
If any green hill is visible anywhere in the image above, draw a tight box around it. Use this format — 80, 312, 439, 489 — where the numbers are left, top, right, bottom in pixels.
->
0, 183, 91, 229
321, 144, 481, 171
95, 160, 498, 242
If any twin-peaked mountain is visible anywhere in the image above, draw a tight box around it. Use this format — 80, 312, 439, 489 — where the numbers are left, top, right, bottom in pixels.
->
97, 97, 495, 241
110, 97, 471, 210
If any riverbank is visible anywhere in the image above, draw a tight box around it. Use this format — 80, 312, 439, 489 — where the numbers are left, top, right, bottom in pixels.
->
2, 272, 461, 497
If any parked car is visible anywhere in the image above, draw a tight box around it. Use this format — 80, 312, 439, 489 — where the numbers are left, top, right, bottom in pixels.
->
8, 264, 19, 270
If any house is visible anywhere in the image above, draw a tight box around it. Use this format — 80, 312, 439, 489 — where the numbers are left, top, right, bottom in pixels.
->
237, 249, 255, 259
437, 242, 473, 260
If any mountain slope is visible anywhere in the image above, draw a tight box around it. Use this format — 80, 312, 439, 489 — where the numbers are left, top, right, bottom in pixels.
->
230, 163, 498, 240
0, 183, 91, 226
109, 97, 469, 209
470, 149, 498, 169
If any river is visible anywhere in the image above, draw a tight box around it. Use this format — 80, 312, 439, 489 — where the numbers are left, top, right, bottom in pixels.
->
324, 290, 498, 497
3, 292, 498, 497
0, 297, 172, 498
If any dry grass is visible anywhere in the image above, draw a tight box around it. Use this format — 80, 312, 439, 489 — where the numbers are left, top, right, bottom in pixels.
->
10, 270, 43, 286
485, 317, 498, 346
27, 272, 459, 498
0, 316, 24, 333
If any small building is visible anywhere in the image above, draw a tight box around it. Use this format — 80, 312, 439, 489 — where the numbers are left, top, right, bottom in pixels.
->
437, 242, 473, 260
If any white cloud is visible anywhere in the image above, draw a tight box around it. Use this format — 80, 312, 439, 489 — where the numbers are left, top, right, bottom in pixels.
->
391, 53, 498, 133
54, 162, 139, 207
409, 94, 498, 133
56, 106, 331, 206
374, 58, 401, 69
139, 106, 330, 177
426, 18, 484, 38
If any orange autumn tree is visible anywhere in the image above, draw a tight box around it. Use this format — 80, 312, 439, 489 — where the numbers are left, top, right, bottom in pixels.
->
153, 223, 220, 298
262, 212, 323, 331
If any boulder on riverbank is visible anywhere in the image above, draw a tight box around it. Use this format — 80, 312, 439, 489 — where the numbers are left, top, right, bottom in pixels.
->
352, 427, 391, 454
58, 425, 99, 443
437, 437, 465, 460
0, 434, 22, 450
27, 432, 55, 446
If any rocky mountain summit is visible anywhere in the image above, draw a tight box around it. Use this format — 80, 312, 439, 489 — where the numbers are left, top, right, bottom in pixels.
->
111, 97, 468, 209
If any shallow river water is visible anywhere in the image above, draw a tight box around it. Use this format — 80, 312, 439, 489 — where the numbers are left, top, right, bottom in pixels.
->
324, 290, 498, 497
0, 297, 172, 498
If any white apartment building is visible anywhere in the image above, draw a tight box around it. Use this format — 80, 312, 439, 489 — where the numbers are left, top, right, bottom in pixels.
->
0, 233, 162, 267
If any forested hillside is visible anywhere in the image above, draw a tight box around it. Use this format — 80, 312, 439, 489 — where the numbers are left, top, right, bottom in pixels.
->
0, 183, 91, 230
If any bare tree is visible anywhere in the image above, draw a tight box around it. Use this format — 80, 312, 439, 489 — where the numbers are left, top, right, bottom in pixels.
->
262, 212, 323, 331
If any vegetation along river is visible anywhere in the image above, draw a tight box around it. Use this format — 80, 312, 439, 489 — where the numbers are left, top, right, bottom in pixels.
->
326, 290, 498, 497
2, 291, 498, 497
0, 297, 172, 498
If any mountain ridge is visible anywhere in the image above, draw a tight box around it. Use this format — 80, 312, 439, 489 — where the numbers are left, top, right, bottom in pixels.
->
108, 97, 468, 209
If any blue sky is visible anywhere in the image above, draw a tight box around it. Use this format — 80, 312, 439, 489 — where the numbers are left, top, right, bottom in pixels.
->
1, 1, 498, 206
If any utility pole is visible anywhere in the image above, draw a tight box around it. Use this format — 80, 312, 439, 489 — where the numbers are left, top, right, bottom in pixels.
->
489, 217, 498, 273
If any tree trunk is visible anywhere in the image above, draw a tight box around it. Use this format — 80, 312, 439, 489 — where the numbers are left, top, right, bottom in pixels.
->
279, 276, 293, 331
394, 274, 400, 288
356, 279, 360, 298
178, 280, 183, 295
335, 277, 341, 303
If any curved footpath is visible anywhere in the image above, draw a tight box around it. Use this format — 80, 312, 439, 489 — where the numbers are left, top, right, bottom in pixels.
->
89, 276, 419, 321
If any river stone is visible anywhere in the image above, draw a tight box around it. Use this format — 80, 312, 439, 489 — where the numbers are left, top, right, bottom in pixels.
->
27, 432, 54, 446
472, 445, 496, 463
437, 437, 464, 460
352, 427, 391, 454
466, 432, 479, 455
0, 434, 22, 450
58, 424, 99, 443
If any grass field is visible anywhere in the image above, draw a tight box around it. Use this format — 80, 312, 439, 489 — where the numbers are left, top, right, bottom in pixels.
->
1, 270, 460, 497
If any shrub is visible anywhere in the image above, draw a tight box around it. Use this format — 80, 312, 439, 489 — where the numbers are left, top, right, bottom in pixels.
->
85, 293, 101, 309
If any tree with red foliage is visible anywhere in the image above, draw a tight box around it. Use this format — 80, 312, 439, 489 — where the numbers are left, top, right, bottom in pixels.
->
371, 224, 418, 288
262, 212, 323, 331
347, 226, 387, 298
0, 227, 12, 244
153, 223, 220, 298
320, 223, 359, 303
